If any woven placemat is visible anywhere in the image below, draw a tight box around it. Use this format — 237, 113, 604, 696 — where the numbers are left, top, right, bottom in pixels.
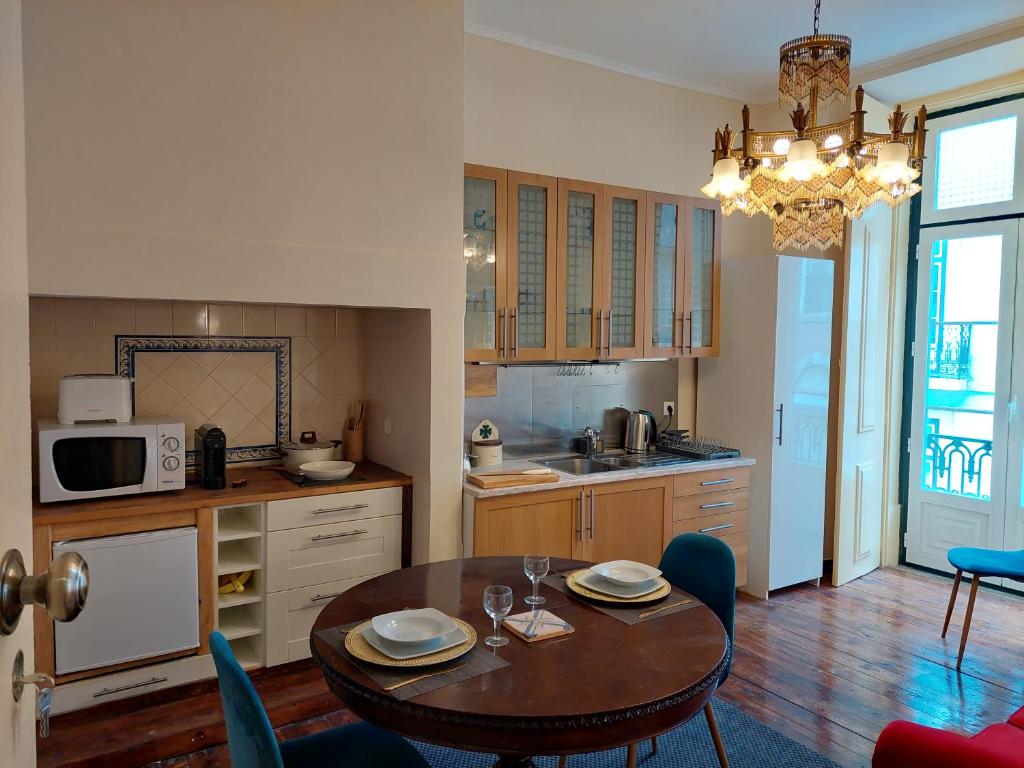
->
565, 569, 671, 603
542, 572, 698, 626
316, 620, 509, 702
344, 618, 477, 667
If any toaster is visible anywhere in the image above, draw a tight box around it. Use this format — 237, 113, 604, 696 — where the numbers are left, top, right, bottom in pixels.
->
58, 375, 133, 424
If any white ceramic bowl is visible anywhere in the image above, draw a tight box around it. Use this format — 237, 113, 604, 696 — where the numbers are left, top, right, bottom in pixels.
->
590, 560, 662, 586
298, 460, 355, 481
371, 608, 458, 645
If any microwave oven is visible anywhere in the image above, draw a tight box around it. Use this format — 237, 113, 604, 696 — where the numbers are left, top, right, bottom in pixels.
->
37, 418, 186, 503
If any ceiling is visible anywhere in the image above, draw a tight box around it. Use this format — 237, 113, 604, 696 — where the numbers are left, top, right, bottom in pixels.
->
465, 0, 1024, 103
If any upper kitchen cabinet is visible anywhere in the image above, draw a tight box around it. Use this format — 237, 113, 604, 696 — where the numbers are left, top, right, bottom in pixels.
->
556, 179, 605, 359
464, 164, 507, 362
683, 198, 722, 356
600, 187, 647, 360
643, 192, 686, 358
507, 172, 558, 361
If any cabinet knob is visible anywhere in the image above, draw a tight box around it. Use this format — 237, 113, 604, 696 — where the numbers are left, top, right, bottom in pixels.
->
0, 549, 89, 635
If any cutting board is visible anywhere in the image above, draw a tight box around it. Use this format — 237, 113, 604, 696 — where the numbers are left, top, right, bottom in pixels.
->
466, 473, 561, 489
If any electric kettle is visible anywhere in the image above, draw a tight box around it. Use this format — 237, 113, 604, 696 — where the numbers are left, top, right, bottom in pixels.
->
624, 410, 658, 453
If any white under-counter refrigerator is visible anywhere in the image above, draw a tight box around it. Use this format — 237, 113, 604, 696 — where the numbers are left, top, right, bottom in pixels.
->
53, 528, 200, 675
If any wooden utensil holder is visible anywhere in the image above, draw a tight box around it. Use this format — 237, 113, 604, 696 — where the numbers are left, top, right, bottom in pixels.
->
343, 423, 364, 462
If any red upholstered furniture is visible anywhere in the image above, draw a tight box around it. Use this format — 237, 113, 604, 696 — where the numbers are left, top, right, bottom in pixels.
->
873, 707, 1024, 768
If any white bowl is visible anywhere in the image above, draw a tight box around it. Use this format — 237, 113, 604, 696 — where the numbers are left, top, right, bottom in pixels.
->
590, 560, 662, 586
371, 608, 458, 645
298, 460, 355, 481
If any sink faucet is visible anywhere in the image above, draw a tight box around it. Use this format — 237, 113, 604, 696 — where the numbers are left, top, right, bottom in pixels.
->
582, 426, 597, 459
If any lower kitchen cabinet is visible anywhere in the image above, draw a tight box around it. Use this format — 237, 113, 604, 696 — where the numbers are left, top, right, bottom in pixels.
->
468, 477, 671, 567
466, 468, 750, 586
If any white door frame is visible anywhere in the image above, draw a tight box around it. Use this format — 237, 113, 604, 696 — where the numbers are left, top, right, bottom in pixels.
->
905, 220, 1019, 574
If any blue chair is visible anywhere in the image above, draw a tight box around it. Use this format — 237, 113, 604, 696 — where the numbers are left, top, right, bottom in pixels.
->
942, 548, 1024, 670
209, 632, 428, 768
624, 534, 735, 768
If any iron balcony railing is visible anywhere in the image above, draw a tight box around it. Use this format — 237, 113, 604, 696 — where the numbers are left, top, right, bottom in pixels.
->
927, 321, 996, 380
922, 433, 993, 499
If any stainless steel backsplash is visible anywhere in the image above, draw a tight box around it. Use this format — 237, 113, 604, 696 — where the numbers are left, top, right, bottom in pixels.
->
464, 361, 678, 457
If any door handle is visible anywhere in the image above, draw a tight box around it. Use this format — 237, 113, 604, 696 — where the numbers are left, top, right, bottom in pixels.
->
310, 591, 345, 604
498, 307, 507, 357
588, 489, 595, 539
0, 549, 89, 635
93, 676, 167, 698
699, 523, 734, 534
312, 503, 368, 515
512, 306, 519, 358
606, 308, 614, 356
700, 501, 736, 510
311, 529, 368, 542
775, 403, 784, 446
576, 489, 584, 543
700, 478, 735, 487
684, 312, 693, 351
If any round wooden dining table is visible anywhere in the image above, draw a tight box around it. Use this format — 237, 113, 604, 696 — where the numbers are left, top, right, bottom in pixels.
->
310, 556, 729, 767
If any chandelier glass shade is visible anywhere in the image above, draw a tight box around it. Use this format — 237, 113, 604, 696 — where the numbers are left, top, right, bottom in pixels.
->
702, 1, 927, 251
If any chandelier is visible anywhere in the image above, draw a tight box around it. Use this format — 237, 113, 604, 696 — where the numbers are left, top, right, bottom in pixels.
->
701, 0, 927, 251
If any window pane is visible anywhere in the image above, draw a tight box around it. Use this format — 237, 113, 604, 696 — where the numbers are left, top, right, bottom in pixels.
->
464, 177, 497, 350
921, 236, 1002, 499
610, 197, 637, 348
565, 191, 594, 348
651, 202, 677, 347
935, 116, 1017, 210
516, 184, 548, 349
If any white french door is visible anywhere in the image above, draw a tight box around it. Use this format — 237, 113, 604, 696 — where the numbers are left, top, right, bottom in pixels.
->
905, 220, 1021, 579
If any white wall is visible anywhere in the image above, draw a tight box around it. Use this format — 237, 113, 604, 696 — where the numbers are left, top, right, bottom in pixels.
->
22, 1, 465, 563
464, 33, 766, 430
0, 0, 35, 762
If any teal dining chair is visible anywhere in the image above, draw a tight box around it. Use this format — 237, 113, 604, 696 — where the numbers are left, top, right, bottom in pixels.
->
942, 547, 1024, 670
209, 632, 428, 768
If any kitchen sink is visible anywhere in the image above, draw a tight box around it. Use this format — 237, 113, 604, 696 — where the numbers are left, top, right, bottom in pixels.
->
535, 456, 625, 475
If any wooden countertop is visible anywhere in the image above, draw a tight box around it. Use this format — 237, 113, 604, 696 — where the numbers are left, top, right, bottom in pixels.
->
33, 462, 412, 526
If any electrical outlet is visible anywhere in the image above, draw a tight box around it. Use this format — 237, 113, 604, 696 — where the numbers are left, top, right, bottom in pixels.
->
663, 401, 675, 416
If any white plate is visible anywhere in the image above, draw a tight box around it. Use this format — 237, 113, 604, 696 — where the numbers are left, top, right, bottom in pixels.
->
362, 624, 469, 660
371, 608, 458, 645
577, 569, 664, 599
590, 560, 662, 586
298, 460, 355, 481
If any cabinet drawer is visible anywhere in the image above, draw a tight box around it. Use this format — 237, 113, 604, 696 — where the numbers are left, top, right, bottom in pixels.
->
53, 656, 199, 715
673, 467, 750, 497
265, 574, 377, 666
267, 487, 401, 531
672, 508, 749, 538
672, 488, 749, 521
266, 515, 401, 592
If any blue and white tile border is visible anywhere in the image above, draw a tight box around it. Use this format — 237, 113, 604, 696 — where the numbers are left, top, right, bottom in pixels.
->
115, 335, 291, 467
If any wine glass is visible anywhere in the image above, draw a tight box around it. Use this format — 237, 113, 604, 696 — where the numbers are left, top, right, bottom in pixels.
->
523, 555, 549, 606
483, 585, 513, 647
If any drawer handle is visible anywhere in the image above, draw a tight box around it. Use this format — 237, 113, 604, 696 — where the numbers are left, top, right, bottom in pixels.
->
312, 503, 369, 515
310, 591, 344, 603
699, 523, 734, 534
311, 529, 368, 542
700, 501, 736, 510
93, 676, 168, 698
700, 478, 735, 486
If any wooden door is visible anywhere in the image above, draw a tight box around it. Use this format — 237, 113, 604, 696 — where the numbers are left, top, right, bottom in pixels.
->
464, 164, 508, 362
557, 179, 605, 359
507, 172, 558, 361
0, 2, 35, 760
643, 192, 686, 358
472, 488, 581, 559
601, 186, 647, 359
579, 478, 671, 567
683, 197, 722, 357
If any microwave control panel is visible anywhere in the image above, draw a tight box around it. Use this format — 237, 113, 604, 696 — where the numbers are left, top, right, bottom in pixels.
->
158, 423, 187, 489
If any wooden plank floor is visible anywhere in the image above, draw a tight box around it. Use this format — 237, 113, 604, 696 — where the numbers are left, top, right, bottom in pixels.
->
37, 566, 1024, 767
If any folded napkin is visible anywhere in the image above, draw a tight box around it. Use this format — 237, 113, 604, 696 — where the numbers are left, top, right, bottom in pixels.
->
503, 609, 574, 642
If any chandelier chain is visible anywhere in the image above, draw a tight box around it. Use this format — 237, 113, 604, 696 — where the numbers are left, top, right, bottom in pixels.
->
813, 0, 821, 35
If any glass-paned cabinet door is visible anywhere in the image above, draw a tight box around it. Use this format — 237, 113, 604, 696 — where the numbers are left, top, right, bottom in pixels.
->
601, 187, 646, 359
464, 164, 507, 362
557, 179, 605, 358
507, 172, 557, 361
684, 198, 721, 356
644, 192, 685, 357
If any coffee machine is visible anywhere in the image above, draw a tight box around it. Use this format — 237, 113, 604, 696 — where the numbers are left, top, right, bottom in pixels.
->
195, 423, 227, 490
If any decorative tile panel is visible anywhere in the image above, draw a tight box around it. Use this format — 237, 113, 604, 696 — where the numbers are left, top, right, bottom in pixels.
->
117, 335, 291, 467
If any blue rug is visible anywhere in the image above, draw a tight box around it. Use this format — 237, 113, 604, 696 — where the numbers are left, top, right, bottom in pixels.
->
415, 699, 840, 767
